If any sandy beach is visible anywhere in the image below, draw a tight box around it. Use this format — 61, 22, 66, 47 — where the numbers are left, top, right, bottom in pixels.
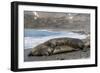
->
24, 48, 90, 62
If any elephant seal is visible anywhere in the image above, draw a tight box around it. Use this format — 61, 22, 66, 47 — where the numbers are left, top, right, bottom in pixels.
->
82, 35, 90, 48
28, 37, 85, 56
82, 35, 90, 51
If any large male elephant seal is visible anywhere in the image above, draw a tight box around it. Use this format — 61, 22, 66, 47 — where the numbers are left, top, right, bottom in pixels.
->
28, 37, 85, 56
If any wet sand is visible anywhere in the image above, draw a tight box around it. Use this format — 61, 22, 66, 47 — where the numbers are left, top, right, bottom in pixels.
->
24, 48, 90, 62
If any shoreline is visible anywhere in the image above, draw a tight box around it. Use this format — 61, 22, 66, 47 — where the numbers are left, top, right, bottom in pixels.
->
24, 30, 88, 49
25, 28, 90, 35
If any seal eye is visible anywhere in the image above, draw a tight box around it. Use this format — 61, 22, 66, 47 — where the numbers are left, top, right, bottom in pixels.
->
28, 52, 33, 56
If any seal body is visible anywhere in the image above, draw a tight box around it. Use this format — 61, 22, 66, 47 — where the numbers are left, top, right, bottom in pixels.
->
28, 37, 84, 56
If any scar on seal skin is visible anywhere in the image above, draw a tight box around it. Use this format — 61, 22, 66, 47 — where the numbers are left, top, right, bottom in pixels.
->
28, 37, 85, 56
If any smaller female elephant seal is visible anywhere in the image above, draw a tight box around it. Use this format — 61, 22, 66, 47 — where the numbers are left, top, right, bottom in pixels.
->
28, 37, 84, 56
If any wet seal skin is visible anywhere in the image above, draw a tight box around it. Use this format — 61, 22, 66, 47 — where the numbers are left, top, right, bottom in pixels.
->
28, 37, 86, 56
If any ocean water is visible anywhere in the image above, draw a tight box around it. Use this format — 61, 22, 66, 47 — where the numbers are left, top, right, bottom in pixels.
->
24, 29, 87, 49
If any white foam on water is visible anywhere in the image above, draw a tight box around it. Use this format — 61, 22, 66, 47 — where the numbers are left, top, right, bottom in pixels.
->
24, 30, 87, 49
